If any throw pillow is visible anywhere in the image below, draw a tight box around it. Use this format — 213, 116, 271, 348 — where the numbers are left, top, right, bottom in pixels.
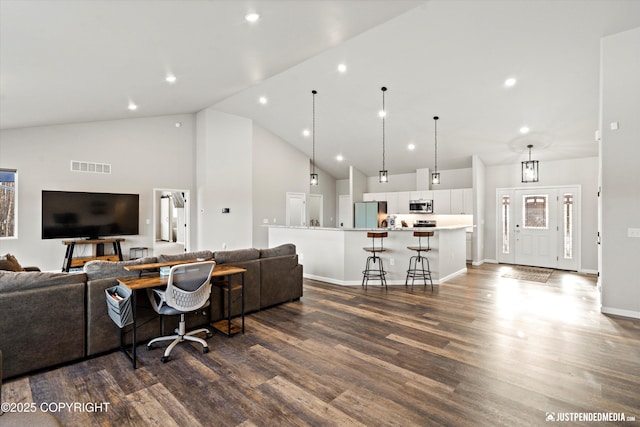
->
0, 253, 25, 271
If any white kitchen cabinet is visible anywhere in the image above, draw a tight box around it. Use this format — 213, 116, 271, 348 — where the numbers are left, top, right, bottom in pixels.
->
397, 191, 411, 214
409, 190, 433, 201
451, 188, 473, 214
385, 192, 399, 214
466, 232, 472, 261
433, 190, 451, 214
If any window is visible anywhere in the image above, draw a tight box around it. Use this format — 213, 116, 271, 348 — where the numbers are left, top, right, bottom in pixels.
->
523, 195, 548, 229
563, 193, 574, 259
501, 195, 510, 254
0, 169, 17, 238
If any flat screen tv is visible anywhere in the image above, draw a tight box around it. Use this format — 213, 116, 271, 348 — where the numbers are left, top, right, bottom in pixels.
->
42, 191, 139, 240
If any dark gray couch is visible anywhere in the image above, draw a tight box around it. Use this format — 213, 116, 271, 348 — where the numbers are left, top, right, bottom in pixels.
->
0, 244, 302, 379
0, 271, 86, 379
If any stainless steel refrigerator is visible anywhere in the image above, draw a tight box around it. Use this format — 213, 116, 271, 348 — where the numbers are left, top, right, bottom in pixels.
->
354, 202, 387, 228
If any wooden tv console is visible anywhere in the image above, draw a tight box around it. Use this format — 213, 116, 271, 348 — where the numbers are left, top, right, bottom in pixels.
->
62, 238, 124, 272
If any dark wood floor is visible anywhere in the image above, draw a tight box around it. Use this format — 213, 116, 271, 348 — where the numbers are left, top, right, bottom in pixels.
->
3, 264, 640, 426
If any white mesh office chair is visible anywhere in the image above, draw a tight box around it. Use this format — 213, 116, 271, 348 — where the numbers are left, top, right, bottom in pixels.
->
147, 261, 215, 362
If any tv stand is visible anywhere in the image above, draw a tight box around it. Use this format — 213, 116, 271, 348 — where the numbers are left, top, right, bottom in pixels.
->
62, 238, 124, 272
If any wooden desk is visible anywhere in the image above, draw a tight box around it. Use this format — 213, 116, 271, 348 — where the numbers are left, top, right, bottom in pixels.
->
116, 263, 246, 368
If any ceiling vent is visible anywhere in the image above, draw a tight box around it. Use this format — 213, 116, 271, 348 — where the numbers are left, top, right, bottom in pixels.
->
70, 160, 111, 174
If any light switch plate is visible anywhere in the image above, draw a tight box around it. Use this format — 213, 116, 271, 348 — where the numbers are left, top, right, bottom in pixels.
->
628, 228, 640, 238
610, 121, 619, 130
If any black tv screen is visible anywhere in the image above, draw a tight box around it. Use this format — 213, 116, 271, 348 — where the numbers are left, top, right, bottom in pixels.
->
42, 191, 139, 240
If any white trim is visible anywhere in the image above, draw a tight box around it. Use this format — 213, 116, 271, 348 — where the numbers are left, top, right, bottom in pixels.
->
471, 260, 485, 266
601, 306, 640, 320
437, 267, 467, 283
579, 268, 598, 275
484, 259, 499, 264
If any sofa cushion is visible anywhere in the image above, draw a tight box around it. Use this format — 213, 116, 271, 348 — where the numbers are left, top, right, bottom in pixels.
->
0, 253, 24, 272
215, 248, 260, 264
260, 244, 296, 259
0, 271, 87, 293
83, 256, 157, 280
157, 250, 213, 263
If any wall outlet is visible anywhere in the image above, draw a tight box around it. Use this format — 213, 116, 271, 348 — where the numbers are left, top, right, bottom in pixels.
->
222, 242, 227, 249
263, 219, 269, 224
628, 228, 640, 238
389, 258, 395, 266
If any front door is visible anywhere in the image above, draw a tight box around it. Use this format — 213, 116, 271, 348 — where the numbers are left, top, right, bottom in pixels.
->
497, 186, 579, 270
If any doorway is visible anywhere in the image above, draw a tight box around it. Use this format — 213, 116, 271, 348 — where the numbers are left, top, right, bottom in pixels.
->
286, 192, 306, 227
308, 194, 323, 227
154, 189, 190, 256
497, 186, 580, 270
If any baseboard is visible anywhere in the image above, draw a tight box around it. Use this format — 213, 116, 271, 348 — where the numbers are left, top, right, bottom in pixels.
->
304, 273, 348, 286
484, 259, 499, 264
471, 260, 485, 266
438, 267, 467, 284
601, 306, 640, 320
579, 268, 598, 275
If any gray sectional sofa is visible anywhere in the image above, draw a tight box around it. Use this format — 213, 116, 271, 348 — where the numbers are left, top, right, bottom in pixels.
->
0, 244, 302, 379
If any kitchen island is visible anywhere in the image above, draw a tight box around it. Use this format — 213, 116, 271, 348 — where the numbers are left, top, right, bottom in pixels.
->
268, 225, 468, 286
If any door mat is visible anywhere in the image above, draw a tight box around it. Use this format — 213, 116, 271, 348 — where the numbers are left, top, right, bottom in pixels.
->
502, 266, 554, 283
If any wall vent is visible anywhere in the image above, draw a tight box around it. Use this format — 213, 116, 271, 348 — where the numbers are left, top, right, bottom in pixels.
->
70, 161, 111, 174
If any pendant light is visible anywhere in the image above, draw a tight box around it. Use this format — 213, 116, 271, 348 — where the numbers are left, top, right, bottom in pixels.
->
310, 90, 318, 186
521, 144, 539, 182
431, 116, 440, 185
379, 86, 388, 183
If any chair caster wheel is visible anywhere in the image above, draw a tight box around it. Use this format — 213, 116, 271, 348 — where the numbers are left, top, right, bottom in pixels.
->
161, 356, 169, 363
203, 347, 209, 354
206, 332, 213, 338
147, 345, 153, 351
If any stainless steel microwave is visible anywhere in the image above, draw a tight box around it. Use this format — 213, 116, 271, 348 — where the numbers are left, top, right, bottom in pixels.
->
409, 199, 433, 213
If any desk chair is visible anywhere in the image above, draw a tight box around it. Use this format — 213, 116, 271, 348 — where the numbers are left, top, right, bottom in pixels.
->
147, 261, 215, 363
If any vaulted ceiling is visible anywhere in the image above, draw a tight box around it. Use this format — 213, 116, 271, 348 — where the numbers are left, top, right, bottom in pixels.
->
2, 0, 639, 179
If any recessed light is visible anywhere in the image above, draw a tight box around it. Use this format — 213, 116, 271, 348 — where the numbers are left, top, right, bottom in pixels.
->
504, 77, 517, 87
408, 143, 416, 151
258, 96, 268, 105
302, 129, 310, 137
520, 126, 530, 134
128, 101, 137, 111
336, 155, 344, 162
175, 122, 182, 128
337, 63, 347, 73
245, 12, 260, 23
166, 74, 177, 84
378, 110, 386, 118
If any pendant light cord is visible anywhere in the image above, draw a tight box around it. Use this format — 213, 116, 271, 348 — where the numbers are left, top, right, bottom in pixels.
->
382, 87, 386, 171
312, 90, 317, 175
434, 116, 439, 173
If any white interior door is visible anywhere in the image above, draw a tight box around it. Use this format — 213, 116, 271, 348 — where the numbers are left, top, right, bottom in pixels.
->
160, 197, 170, 241
286, 192, 306, 226
497, 186, 580, 270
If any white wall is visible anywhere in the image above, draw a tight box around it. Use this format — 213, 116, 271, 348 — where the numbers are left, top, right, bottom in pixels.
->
196, 109, 252, 251
472, 155, 486, 264
251, 123, 336, 249
0, 114, 196, 271
350, 166, 367, 203
430, 168, 473, 190
600, 27, 640, 318
366, 172, 416, 193
483, 157, 599, 271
